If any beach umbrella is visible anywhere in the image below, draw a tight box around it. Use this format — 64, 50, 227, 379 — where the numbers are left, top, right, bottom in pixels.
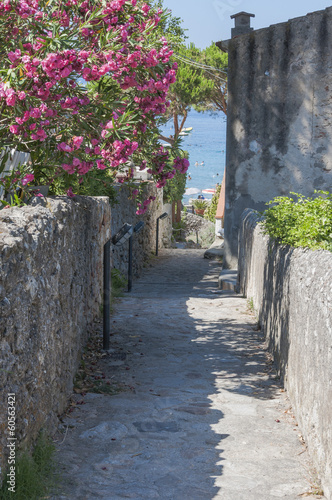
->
185, 187, 201, 195
202, 188, 216, 194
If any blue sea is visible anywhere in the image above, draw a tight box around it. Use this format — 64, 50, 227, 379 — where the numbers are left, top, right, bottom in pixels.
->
160, 109, 227, 203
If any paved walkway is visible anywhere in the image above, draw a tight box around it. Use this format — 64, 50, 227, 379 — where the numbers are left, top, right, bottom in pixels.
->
53, 249, 322, 500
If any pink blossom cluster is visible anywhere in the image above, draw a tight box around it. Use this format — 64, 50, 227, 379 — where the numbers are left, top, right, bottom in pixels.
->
136, 195, 157, 215
0, 0, 180, 211
173, 156, 190, 174
144, 147, 189, 190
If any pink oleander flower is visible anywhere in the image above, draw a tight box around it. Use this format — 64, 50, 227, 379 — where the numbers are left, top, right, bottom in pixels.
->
36, 128, 47, 141
62, 163, 76, 174
9, 124, 20, 134
67, 186, 75, 198
96, 160, 106, 170
58, 142, 73, 152
142, 3, 150, 14
72, 136, 83, 149
7, 49, 21, 63
72, 158, 81, 167
6, 94, 16, 106
29, 108, 41, 119
22, 174, 35, 186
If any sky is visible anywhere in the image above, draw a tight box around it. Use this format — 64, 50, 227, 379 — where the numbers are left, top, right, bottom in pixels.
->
163, 0, 332, 49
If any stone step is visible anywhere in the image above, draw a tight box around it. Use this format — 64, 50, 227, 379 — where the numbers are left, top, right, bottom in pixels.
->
218, 269, 238, 291
203, 239, 224, 260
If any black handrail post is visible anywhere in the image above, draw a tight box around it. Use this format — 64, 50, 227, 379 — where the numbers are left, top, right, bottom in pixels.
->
103, 239, 111, 350
128, 234, 133, 292
156, 217, 160, 256
156, 212, 169, 256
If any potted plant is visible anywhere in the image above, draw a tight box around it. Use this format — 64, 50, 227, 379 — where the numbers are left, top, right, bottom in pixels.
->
193, 199, 208, 216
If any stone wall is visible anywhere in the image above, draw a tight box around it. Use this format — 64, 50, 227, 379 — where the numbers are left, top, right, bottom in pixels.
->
111, 182, 172, 278
224, 7, 332, 268
238, 209, 332, 498
0, 196, 111, 474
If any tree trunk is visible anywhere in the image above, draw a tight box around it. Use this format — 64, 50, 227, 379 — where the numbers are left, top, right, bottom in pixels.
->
176, 200, 182, 223
178, 109, 188, 135
173, 112, 179, 138
172, 109, 188, 141
172, 201, 176, 224
158, 134, 175, 146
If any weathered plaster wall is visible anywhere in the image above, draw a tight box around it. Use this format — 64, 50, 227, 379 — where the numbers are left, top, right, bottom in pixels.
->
225, 7, 332, 268
111, 183, 172, 278
238, 209, 332, 498
0, 196, 111, 473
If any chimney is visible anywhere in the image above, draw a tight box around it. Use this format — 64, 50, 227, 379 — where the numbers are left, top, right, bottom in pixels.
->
231, 12, 255, 38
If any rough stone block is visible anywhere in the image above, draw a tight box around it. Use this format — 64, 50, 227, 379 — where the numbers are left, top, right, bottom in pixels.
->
0, 196, 110, 474
238, 208, 332, 498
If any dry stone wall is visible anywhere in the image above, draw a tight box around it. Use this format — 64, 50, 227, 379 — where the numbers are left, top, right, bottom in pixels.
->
111, 182, 172, 278
0, 196, 111, 474
238, 209, 332, 498
0, 185, 171, 476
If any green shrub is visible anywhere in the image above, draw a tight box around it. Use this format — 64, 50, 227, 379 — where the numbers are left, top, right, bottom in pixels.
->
204, 183, 222, 222
163, 150, 188, 203
192, 199, 208, 210
0, 431, 58, 500
49, 168, 119, 206
260, 191, 332, 251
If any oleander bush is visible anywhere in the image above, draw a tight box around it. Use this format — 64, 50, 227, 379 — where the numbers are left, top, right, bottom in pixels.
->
260, 191, 332, 251
0, 0, 189, 212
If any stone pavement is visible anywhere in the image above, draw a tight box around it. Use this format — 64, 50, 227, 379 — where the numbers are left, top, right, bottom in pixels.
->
52, 249, 324, 500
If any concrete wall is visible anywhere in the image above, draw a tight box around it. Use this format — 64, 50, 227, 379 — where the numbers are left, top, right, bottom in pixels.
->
111, 183, 172, 278
224, 7, 332, 268
0, 197, 111, 473
238, 209, 332, 498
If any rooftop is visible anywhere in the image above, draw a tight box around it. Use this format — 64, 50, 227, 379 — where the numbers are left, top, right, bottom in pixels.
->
230, 11, 255, 19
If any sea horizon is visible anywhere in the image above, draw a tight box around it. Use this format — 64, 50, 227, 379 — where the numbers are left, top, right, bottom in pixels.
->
160, 108, 227, 203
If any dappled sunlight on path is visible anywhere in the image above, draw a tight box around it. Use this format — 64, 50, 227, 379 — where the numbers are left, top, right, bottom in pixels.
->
52, 250, 322, 500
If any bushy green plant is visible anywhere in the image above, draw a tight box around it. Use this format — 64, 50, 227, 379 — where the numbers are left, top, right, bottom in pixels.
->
0, 431, 58, 500
163, 150, 188, 203
260, 191, 332, 251
193, 224, 215, 248
193, 199, 208, 210
204, 183, 222, 222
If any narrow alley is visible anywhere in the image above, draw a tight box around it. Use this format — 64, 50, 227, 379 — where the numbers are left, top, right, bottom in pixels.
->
52, 249, 321, 500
